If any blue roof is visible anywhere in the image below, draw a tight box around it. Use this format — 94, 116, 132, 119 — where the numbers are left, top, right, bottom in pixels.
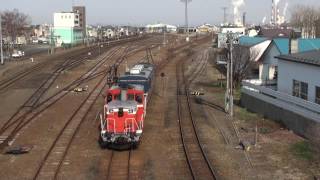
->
298, 39, 320, 52
239, 36, 267, 46
239, 37, 320, 55
273, 38, 289, 54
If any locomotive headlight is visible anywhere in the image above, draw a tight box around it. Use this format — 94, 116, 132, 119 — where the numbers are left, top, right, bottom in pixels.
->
136, 129, 142, 135
128, 109, 133, 114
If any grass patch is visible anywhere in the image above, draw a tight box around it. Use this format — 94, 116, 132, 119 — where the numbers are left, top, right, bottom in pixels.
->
259, 127, 271, 134
236, 107, 257, 121
291, 141, 313, 161
234, 87, 241, 100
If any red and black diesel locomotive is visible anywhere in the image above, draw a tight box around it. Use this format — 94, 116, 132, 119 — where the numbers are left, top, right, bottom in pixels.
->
99, 63, 154, 149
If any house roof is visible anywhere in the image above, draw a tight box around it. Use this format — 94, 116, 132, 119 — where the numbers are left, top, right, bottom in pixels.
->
250, 40, 272, 62
298, 39, 320, 52
276, 50, 320, 66
239, 36, 267, 46
273, 38, 289, 54
258, 28, 294, 38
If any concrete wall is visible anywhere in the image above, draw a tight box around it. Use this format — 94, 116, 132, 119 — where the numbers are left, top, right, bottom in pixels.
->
278, 60, 320, 103
241, 93, 320, 144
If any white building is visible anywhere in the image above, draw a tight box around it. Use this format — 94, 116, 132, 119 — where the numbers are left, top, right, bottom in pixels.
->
87, 25, 98, 38
277, 50, 320, 104
217, 26, 246, 48
241, 50, 320, 132
33, 24, 51, 38
53, 12, 83, 47
220, 26, 245, 35
105, 29, 115, 38
197, 24, 215, 33
54, 12, 80, 28
145, 23, 177, 33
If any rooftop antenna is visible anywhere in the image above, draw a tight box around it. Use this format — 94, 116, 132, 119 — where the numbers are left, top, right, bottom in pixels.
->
180, 0, 192, 42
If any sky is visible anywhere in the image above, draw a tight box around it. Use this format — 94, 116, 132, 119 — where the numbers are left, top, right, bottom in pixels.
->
0, 0, 319, 26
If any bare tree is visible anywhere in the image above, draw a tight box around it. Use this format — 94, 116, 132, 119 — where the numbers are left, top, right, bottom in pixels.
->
290, 5, 320, 38
231, 45, 259, 86
1, 9, 31, 43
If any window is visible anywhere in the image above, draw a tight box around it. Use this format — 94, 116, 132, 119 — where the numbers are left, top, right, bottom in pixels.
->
292, 80, 300, 97
135, 95, 143, 104
300, 82, 308, 100
114, 94, 121, 100
292, 80, 308, 100
316, 87, 320, 104
106, 94, 112, 103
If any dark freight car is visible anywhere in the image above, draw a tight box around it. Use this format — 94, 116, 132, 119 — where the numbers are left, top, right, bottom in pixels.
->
118, 63, 154, 93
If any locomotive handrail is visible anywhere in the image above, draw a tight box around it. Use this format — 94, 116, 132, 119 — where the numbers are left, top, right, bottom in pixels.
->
124, 118, 139, 133
139, 116, 144, 129
106, 118, 116, 133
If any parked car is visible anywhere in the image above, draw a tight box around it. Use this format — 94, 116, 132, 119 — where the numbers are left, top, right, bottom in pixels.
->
12, 50, 25, 58
32, 39, 39, 44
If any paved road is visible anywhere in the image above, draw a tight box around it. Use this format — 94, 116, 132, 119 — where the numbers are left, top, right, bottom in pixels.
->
21, 44, 51, 56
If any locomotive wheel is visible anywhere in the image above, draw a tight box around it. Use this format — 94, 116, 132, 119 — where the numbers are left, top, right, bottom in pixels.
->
98, 136, 109, 149
131, 142, 140, 149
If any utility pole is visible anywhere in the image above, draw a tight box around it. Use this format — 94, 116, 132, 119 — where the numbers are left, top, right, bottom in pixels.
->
181, 0, 191, 42
230, 39, 234, 117
225, 48, 230, 113
0, 14, 4, 65
50, 25, 55, 54
225, 33, 234, 117
163, 26, 166, 46
185, 0, 189, 41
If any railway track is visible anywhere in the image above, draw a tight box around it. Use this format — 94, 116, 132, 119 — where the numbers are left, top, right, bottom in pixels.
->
32, 45, 138, 180
187, 50, 209, 84
0, 35, 155, 150
33, 66, 110, 180
0, 36, 146, 92
106, 150, 132, 180
0, 47, 123, 150
0, 47, 95, 92
176, 55, 218, 180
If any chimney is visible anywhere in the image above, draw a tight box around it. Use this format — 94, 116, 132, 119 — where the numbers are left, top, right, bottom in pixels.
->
289, 31, 298, 54
243, 12, 246, 27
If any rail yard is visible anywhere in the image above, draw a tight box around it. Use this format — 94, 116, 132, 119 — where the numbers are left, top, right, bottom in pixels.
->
0, 33, 318, 180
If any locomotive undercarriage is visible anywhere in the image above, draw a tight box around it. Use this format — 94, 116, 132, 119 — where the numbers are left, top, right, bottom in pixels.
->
99, 131, 142, 150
